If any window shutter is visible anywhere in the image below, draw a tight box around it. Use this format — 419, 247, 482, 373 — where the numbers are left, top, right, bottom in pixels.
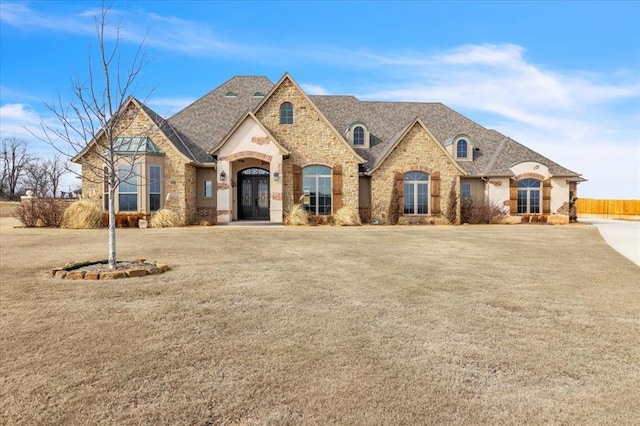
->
543, 179, 551, 214
509, 179, 518, 215
293, 165, 302, 204
332, 164, 343, 211
431, 172, 441, 215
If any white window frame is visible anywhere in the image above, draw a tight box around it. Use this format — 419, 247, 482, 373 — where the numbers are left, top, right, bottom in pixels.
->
403, 171, 429, 215
303, 165, 332, 215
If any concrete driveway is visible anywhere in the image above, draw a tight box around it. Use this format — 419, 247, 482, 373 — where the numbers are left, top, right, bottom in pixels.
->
580, 218, 640, 266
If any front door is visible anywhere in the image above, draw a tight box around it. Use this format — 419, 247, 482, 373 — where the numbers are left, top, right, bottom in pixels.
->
238, 168, 270, 220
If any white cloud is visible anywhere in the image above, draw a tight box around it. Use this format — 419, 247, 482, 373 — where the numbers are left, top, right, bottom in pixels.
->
0, 3, 242, 57
300, 83, 330, 96
0, 103, 44, 139
0, 103, 76, 159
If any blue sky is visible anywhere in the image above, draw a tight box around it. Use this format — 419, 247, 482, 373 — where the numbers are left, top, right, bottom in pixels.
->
1, 0, 639, 198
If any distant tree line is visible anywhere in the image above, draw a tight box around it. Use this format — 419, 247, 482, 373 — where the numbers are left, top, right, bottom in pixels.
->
0, 136, 70, 200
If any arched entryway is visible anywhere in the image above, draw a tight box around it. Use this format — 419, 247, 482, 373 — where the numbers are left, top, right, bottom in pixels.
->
237, 167, 270, 220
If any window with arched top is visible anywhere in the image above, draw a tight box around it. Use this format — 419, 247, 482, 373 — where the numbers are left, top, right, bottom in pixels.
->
280, 102, 293, 125
456, 139, 468, 159
517, 178, 541, 214
303, 165, 332, 215
403, 171, 429, 215
353, 126, 365, 146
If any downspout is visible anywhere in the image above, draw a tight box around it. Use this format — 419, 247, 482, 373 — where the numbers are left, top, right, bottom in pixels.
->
481, 176, 490, 203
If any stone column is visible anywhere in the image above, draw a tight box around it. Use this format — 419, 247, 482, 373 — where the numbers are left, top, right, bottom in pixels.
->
270, 155, 284, 223
216, 159, 232, 223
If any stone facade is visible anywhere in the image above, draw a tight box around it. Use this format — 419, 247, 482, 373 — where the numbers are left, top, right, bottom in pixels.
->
77, 101, 202, 224
254, 78, 361, 212
370, 122, 463, 224
75, 75, 581, 226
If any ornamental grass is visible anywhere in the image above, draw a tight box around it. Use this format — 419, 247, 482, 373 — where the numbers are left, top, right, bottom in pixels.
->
333, 206, 362, 226
60, 200, 103, 229
149, 209, 181, 228
284, 204, 308, 226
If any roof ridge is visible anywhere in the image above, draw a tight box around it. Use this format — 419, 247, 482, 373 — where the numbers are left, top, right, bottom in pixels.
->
482, 136, 511, 176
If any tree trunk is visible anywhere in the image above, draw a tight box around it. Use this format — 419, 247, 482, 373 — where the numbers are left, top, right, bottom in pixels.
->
108, 184, 117, 270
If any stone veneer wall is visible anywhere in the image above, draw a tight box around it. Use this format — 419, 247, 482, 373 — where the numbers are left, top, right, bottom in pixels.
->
254, 78, 360, 212
370, 123, 462, 224
78, 102, 192, 224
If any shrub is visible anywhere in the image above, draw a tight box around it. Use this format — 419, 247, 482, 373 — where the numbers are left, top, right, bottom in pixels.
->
61, 201, 103, 229
446, 179, 458, 224
126, 213, 146, 228
149, 209, 181, 228
15, 198, 67, 228
284, 204, 308, 226
36, 198, 66, 227
333, 206, 362, 226
460, 198, 507, 224
15, 200, 38, 227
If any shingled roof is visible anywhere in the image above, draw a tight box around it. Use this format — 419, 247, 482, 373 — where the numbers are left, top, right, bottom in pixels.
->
167, 76, 273, 163
310, 96, 580, 177
161, 75, 581, 178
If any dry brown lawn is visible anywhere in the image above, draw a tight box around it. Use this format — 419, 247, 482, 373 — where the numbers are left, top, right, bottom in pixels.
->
1, 217, 638, 425
0, 202, 19, 218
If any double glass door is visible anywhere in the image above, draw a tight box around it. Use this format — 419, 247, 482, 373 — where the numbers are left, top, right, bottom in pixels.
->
238, 168, 269, 220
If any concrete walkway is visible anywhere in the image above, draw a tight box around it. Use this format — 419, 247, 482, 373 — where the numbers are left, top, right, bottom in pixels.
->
580, 218, 640, 266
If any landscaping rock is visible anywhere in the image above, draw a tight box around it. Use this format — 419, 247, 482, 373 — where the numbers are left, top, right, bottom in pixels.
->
101, 271, 128, 280
84, 271, 100, 280
127, 269, 148, 278
66, 270, 86, 280
54, 270, 67, 279
146, 267, 163, 275
157, 263, 171, 272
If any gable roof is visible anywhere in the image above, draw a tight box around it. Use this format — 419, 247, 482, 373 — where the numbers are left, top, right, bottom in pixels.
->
367, 117, 468, 175
254, 73, 365, 164
128, 74, 581, 179
72, 96, 198, 164
210, 111, 290, 156
309, 96, 580, 177
168, 76, 274, 163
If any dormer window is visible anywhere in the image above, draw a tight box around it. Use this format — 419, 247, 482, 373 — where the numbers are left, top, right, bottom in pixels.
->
448, 135, 473, 161
347, 122, 370, 148
280, 102, 293, 124
353, 126, 365, 146
224, 91, 237, 98
456, 139, 468, 159
253, 91, 265, 98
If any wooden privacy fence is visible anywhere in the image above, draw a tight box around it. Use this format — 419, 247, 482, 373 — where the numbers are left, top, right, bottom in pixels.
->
577, 198, 640, 218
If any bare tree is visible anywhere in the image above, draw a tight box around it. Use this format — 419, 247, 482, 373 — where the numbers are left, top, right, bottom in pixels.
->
44, 156, 68, 198
39, 4, 151, 269
23, 159, 51, 197
1, 137, 34, 200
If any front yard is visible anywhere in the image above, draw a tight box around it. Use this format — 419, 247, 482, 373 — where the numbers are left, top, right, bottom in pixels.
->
1, 218, 638, 424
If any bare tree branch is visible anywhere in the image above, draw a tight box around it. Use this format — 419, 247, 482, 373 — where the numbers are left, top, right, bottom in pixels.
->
30, 3, 153, 269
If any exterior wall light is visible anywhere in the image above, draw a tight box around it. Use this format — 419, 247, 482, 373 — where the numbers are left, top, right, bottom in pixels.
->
220, 171, 226, 181
274, 171, 280, 181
